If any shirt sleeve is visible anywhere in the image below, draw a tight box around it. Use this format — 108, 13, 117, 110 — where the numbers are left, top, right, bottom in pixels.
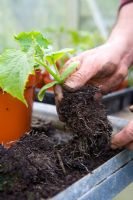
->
119, 0, 133, 10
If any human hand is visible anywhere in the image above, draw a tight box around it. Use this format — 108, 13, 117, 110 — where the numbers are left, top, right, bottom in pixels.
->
62, 39, 132, 94
111, 105, 133, 150
111, 120, 133, 150
54, 39, 132, 121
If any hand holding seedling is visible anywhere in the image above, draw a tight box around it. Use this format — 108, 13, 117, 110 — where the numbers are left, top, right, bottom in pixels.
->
56, 39, 131, 108
63, 4, 133, 94
57, 3, 133, 150
56, 39, 130, 120
63, 40, 130, 94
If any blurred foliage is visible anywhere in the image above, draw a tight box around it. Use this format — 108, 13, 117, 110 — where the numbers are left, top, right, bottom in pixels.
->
79, 0, 118, 31
0, 0, 67, 51
0, 0, 118, 52
44, 27, 104, 52
68, 30, 104, 51
0, 0, 17, 51
128, 66, 133, 86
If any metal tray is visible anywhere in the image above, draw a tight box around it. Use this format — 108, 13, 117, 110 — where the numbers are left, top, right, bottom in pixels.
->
33, 102, 133, 200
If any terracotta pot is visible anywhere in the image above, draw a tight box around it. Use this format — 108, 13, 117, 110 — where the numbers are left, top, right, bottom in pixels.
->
0, 75, 35, 146
35, 69, 45, 88
36, 71, 53, 91
44, 76, 53, 91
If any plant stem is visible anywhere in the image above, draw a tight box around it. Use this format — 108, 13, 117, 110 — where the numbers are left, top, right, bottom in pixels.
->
52, 57, 60, 78
44, 63, 61, 82
35, 58, 61, 82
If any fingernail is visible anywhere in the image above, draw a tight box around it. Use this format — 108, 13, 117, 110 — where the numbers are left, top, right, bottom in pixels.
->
64, 80, 76, 91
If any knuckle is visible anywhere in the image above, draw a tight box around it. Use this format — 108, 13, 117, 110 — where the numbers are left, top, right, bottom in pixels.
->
71, 71, 82, 80
102, 62, 117, 71
71, 71, 87, 82
92, 61, 116, 78
117, 67, 128, 80
117, 72, 125, 80
99, 85, 109, 94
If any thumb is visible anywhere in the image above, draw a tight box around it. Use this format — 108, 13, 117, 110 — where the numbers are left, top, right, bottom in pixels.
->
64, 60, 97, 91
64, 70, 86, 91
111, 121, 133, 149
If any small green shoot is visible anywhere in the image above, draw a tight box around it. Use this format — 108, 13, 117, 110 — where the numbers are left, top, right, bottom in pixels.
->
38, 81, 58, 101
38, 61, 78, 101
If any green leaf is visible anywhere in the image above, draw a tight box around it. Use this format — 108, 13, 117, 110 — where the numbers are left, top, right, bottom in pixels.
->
14, 31, 50, 52
34, 44, 44, 61
0, 49, 35, 105
38, 81, 58, 101
61, 62, 78, 82
46, 48, 74, 64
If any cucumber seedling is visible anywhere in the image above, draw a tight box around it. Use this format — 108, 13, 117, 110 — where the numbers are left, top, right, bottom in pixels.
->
0, 31, 78, 105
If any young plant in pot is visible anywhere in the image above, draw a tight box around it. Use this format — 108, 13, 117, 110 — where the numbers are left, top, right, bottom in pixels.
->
0, 31, 76, 146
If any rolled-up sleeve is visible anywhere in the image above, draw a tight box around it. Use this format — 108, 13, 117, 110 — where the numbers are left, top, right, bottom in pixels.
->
120, 0, 133, 10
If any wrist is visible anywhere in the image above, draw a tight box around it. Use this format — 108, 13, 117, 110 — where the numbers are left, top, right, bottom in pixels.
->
107, 3, 133, 67
107, 32, 133, 68
109, 28, 133, 47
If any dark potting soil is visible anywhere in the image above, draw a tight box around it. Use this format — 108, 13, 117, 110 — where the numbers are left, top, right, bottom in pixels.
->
58, 85, 113, 156
0, 86, 120, 200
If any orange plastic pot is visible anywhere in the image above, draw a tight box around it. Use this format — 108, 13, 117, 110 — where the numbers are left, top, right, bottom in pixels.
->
44, 75, 53, 91
0, 75, 36, 146
35, 69, 44, 88
38, 71, 53, 91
